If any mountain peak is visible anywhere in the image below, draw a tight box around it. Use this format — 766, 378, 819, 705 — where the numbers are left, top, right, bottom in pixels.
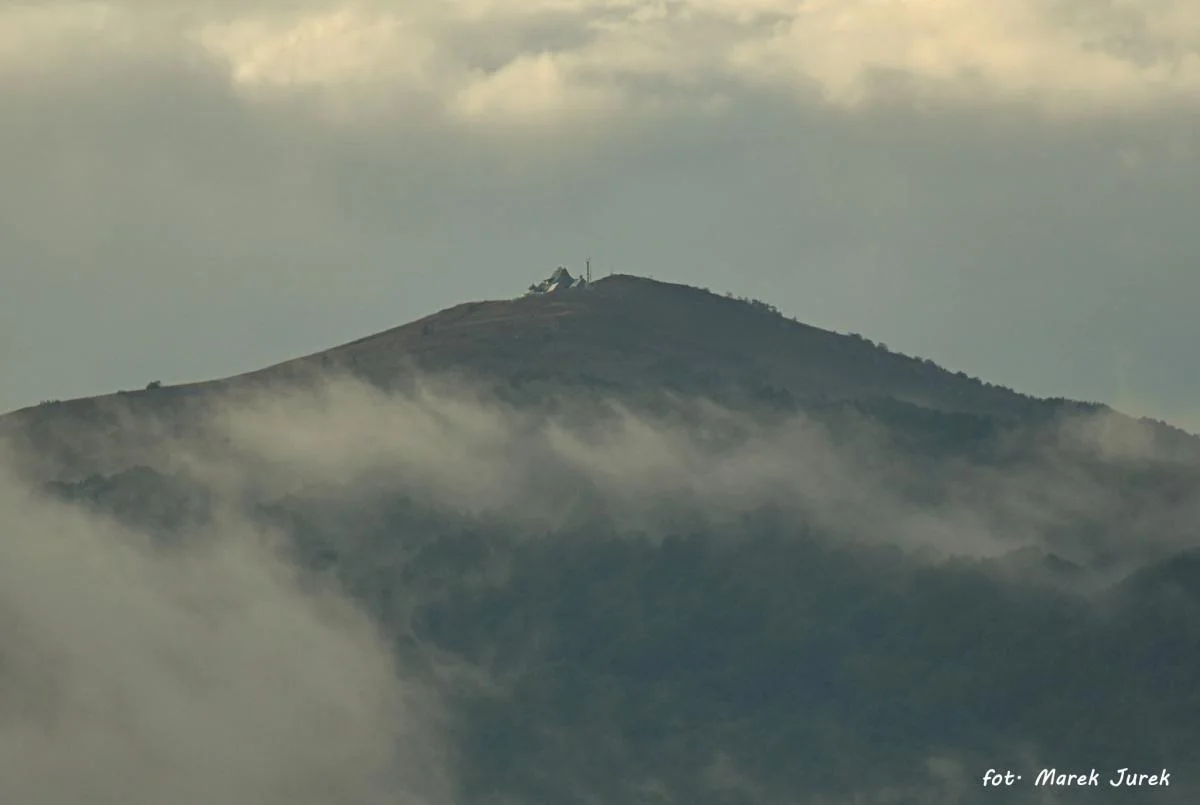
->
225, 271, 1044, 419
1, 272, 1122, 432
7, 270, 1199, 485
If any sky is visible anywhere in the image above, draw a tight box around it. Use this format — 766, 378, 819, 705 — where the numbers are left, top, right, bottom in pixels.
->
3, 0, 1199, 430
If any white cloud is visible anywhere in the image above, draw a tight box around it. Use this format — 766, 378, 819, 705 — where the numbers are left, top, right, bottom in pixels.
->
188, 0, 1200, 116
730, 0, 1200, 111
197, 7, 436, 89
172, 376, 1200, 569
449, 51, 624, 124
10, 0, 1200, 127
0, 460, 453, 805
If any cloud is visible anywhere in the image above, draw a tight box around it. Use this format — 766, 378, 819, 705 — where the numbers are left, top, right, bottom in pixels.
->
450, 51, 624, 125
728, 0, 1200, 111
197, 7, 435, 90
10, 0, 1200, 127
181, 0, 1200, 115
164, 375, 1200, 577
0, 458, 453, 805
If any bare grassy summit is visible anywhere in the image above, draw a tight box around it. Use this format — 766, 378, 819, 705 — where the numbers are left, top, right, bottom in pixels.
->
213, 273, 1053, 418
3, 272, 1194, 483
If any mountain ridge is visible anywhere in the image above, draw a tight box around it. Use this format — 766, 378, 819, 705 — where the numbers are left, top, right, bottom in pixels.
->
0, 273, 1108, 419
3, 272, 1197, 484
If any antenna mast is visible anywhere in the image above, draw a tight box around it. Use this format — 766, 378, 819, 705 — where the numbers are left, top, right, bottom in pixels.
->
586, 257, 591, 284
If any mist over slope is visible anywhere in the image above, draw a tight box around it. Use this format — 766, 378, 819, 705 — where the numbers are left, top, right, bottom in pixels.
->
3, 277, 1199, 804
0, 458, 453, 805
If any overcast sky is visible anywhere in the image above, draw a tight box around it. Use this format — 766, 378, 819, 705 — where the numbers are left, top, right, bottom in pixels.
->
3, 0, 1199, 430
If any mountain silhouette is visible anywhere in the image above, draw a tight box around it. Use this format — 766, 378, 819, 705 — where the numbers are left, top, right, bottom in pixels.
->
0, 273, 1117, 418
7, 272, 1196, 482
204, 273, 1059, 416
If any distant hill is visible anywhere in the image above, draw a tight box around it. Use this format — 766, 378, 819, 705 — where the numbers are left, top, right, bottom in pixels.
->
9, 272, 1195, 483
183, 273, 1079, 417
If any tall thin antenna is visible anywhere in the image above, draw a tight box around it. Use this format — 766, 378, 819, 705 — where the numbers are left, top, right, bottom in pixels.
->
586, 257, 591, 284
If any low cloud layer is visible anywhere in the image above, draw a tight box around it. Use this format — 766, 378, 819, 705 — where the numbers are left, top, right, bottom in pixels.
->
0, 458, 452, 805
172, 375, 1200, 575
